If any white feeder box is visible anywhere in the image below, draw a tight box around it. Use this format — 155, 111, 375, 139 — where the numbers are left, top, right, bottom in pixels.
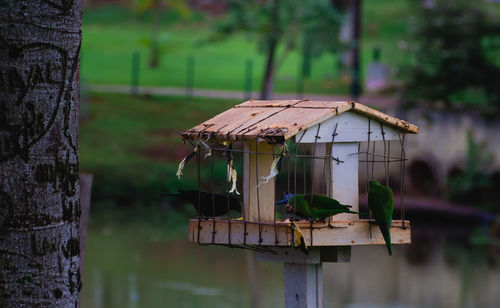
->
181, 100, 418, 308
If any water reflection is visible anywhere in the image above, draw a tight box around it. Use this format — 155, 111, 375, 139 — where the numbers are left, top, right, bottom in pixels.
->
325, 244, 500, 308
81, 223, 283, 308
81, 221, 499, 308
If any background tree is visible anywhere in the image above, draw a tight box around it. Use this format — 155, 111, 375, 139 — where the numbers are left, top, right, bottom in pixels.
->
403, 0, 500, 115
135, 0, 191, 67
0, 0, 82, 306
210, 0, 341, 99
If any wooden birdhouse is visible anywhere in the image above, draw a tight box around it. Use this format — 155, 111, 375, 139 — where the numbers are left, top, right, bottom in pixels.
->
179, 100, 418, 308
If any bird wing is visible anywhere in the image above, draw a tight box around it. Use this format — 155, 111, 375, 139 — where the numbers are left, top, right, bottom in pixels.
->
368, 181, 394, 255
289, 195, 313, 218
305, 194, 352, 210
311, 208, 358, 220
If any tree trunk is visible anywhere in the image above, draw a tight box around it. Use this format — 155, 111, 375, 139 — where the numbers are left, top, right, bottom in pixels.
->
351, 0, 362, 99
150, 0, 161, 68
0, 1, 82, 307
260, 0, 280, 100
260, 39, 277, 100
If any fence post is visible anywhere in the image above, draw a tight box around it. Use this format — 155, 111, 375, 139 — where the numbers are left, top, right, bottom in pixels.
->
186, 55, 194, 98
131, 51, 140, 96
244, 59, 253, 100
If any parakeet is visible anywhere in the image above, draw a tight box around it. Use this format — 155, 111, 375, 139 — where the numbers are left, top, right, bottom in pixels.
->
291, 222, 308, 254
163, 190, 242, 217
275, 192, 295, 205
276, 193, 357, 220
368, 180, 394, 255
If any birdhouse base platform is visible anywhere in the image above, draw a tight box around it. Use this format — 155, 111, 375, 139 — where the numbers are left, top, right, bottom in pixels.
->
188, 219, 410, 247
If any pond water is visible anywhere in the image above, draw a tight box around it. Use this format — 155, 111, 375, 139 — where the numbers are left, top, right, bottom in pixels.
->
80, 217, 500, 308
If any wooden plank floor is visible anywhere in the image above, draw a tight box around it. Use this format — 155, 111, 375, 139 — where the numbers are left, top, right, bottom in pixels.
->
188, 219, 410, 247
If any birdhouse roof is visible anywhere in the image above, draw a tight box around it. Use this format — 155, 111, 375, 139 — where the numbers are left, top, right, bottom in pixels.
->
182, 100, 418, 143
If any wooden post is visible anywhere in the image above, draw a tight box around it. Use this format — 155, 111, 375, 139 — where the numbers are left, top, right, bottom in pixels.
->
243, 142, 275, 222
243, 141, 273, 308
284, 263, 322, 308
330, 142, 359, 221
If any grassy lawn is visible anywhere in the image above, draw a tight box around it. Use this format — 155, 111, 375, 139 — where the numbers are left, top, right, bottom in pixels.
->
80, 92, 239, 206
79, 1, 416, 206
81, 1, 413, 95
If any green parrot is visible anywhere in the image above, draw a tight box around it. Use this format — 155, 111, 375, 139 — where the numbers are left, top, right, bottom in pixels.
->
368, 180, 394, 255
276, 193, 357, 220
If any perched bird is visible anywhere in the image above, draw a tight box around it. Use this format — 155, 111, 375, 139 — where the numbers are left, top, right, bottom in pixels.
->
291, 222, 308, 255
368, 180, 394, 255
276, 193, 357, 220
275, 192, 295, 205
163, 190, 242, 217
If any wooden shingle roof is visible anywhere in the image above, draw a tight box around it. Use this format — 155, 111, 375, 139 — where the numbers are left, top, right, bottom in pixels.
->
182, 100, 418, 143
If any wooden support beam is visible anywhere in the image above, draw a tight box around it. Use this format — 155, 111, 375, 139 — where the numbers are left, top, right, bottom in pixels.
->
188, 219, 411, 247
330, 142, 359, 221
257, 248, 322, 264
284, 263, 322, 308
295, 112, 401, 143
319, 247, 351, 263
256, 247, 351, 264
243, 142, 275, 222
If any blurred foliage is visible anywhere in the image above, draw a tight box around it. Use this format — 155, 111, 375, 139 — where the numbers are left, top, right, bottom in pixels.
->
81, 1, 414, 94
403, 0, 500, 114
133, 0, 191, 18
82, 5, 202, 25
207, 0, 342, 95
447, 131, 499, 213
133, 0, 192, 67
79, 93, 239, 208
209, 0, 341, 58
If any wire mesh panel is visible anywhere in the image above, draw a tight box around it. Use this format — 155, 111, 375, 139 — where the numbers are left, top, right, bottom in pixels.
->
178, 130, 409, 252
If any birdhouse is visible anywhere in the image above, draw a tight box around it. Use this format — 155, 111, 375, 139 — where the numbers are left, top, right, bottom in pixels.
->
178, 100, 418, 307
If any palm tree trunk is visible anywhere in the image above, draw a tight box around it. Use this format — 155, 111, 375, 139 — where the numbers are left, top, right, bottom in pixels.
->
0, 1, 82, 306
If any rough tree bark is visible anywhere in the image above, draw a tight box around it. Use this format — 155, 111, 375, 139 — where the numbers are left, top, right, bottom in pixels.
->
0, 0, 82, 307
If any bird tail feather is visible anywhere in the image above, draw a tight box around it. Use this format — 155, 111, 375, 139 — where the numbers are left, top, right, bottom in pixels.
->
380, 225, 392, 256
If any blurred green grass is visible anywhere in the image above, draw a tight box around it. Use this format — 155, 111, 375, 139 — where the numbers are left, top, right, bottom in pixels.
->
80, 92, 239, 206
81, 1, 413, 94
79, 1, 416, 207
